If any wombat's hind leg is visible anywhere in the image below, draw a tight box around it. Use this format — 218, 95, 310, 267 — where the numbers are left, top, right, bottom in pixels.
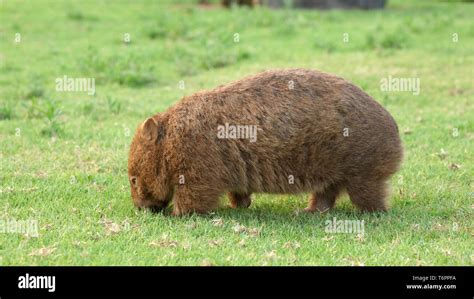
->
305, 184, 341, 213
346, 178, 389, 212
228, 192, 252, 209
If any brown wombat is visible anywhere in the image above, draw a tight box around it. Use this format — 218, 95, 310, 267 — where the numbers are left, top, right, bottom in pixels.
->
128, 69, 403, 216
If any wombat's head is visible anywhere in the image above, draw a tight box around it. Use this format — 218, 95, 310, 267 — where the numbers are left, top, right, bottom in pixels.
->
128, 116, 172, 212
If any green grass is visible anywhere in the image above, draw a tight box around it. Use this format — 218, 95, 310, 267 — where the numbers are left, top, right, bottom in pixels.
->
0, 0, 472, 266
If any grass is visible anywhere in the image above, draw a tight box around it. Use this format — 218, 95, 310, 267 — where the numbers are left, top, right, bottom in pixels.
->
0, 0, 472, 266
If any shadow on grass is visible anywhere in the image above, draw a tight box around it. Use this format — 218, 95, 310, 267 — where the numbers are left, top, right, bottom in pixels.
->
148, 199, 393, 231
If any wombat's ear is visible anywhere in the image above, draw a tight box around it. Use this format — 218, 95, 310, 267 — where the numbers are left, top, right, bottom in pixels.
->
141, 117, 163, 143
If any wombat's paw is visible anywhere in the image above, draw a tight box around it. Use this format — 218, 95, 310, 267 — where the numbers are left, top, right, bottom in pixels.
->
228, 192, 252, 209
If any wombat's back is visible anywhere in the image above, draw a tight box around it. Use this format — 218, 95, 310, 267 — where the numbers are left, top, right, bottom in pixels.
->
164, 69, 402, 195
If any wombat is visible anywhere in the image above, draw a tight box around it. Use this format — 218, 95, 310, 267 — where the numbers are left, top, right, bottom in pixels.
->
128, 69, 403, 216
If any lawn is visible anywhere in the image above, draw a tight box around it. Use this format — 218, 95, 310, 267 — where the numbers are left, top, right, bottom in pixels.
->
0, 0, 472, 266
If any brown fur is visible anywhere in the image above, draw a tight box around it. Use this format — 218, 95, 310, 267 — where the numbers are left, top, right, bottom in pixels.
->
128, 69, 403, 216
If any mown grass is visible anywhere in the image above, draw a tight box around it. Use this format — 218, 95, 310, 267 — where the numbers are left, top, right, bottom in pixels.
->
0, 0, 472, 265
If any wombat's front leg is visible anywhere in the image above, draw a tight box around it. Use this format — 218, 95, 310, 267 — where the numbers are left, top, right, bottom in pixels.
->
172, 186, 220, 216
228, 192, 252, 209
305, 184, 342, 213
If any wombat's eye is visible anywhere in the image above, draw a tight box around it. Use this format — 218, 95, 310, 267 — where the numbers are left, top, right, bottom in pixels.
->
130, 176, 137, 186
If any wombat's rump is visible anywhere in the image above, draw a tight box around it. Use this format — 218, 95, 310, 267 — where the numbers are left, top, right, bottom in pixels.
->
128, 69, 403, 215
